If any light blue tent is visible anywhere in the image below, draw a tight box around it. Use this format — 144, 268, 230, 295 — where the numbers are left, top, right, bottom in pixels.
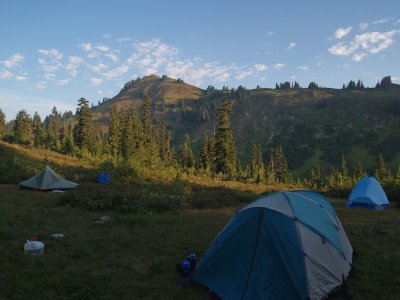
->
192, 191, 353, 300
347, 176, 389, 210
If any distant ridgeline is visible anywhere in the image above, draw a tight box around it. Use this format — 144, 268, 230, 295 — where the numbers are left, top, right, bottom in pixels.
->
1, 75, 400, 187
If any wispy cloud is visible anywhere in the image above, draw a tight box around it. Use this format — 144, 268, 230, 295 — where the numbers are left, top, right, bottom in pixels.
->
359, 23, 369, 31
44, 73, 56, 80
38, 48, 63, 73
57, 79, 70, 85
352, 53, 368, 62
0, 70, 13, 79
235, 70, 253, 80
272, 63, 286, 71
35, 81, 47, 89
265, 31, 274, 37
372, 17, 394, 25
66, 56, 84, 77
104, 65, 129, 80
89, 63, 108, 73
254, 64, 268, 72
329, 30, 400, 58
15, 75, 27, 81
2, 53, 25, 68
90, 77, 103, 86
334, 27, 352, 39
298, 65, 309, 71
286, 42, 296, 50
79, 43, 92, 52
38, 48, 63, 59
95, 44, 110, 52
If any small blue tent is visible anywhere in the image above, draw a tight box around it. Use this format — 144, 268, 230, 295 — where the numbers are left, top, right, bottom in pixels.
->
347, 176, 389, 210
97, 172, 111, 184
192, 190, 353, 300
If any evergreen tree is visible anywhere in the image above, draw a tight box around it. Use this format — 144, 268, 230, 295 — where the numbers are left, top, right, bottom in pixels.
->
268, 146, 289, 183
206, 85, 215, 95
162, 130, 175, 166
108, 106, 122, 157
308, 82, 319, 89
375, 154, 389, 181
339, 154, 349, 186
215, 97, 236, 178
199, 134, 210, 170
251, 144, 264, 181
380, 76, 392, 88
346, 80, 356, 89
142, 95, 152, 147
32, 112, 44, 147
61, 124, 76, 154
180, 133, 195, 169
274, 146, 289, 182
13, 109, 32, 144
122, 107, 142, 158
46, 106, 61, 150
0, 108, 6, 139
73, 97, 93, 150
395, 165, 400, 183
309, 165, 322, 188
353, 161, 367, 182
208, 136, 216, 173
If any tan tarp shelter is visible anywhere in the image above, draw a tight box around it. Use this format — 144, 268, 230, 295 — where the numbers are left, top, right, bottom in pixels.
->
19, 166, 78, 191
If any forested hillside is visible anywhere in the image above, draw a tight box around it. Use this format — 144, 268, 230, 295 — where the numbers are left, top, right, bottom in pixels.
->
1, 75, 400, 179
89, 75, 400, 176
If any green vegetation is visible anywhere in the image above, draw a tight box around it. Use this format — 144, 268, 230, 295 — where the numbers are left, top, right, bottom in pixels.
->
0, 73, 399, 298
0, 185, 399, 300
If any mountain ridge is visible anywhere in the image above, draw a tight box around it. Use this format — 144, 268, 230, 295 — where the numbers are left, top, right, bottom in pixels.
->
90, 75, 400, 175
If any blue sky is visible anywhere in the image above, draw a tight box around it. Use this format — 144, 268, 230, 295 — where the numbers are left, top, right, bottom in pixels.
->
1, 0, 400, 120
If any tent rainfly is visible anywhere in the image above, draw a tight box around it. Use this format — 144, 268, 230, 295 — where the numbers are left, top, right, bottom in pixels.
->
19, 166, 78, 191
346, 176, 389, 210
192, 190, 353, 300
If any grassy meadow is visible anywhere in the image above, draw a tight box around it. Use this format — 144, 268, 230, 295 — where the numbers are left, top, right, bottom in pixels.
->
0, 184, 399, 300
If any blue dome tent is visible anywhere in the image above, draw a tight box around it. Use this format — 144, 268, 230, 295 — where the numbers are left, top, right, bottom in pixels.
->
97, 172, 111, 184
346, 176, 389, 210
192, 190, 353, 300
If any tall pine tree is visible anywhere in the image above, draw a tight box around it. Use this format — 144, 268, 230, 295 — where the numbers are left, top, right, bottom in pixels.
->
200, 134, 210, 170
180, 133, 195, 169
13, 109, 32, 144
0, 108, 6, 139
215, 97, 236, 178
46, 106, 61, 150
32, 112, 44, 147
108, 106, 122, 157
74, 97, 93, 150
121, 107, 142, 158
142, 95, 152, 147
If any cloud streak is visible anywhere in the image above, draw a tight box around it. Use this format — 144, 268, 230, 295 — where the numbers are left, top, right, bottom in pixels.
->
329, 29, 400, 61
334, 27, 352, 39
2, 53, 25, 68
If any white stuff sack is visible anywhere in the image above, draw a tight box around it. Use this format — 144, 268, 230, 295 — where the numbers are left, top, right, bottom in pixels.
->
24, 240, 45, 256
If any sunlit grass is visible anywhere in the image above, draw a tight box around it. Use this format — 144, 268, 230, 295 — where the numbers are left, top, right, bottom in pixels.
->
0, 185, 399, 299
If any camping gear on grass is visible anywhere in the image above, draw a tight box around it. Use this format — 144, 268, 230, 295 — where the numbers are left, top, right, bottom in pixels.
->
346, 176, 389, 210
192, 190, 353, 300
97, 172, 111, 184
24, 240, 45, 256
19, 166, 78, 191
